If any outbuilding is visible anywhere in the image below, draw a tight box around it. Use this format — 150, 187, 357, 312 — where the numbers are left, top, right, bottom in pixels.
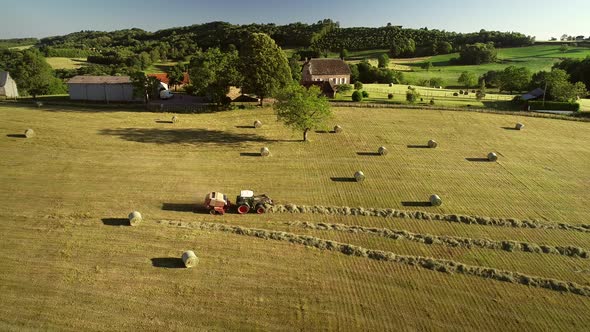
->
0, 71, 19, 99
67, 76, 139, 102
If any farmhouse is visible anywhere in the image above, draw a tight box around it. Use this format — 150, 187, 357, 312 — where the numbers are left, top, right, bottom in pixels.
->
301, 58, 351, 85
0, 71, 19, 99
147, 73, 190, 90
67, 76, 139, 102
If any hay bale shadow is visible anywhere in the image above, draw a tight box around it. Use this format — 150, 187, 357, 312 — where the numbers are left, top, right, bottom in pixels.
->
240, 152, 262, 157
501, 127, 518, 130
330, 177, 357, 182
236, 125, 256, 129
357, 152, 381, 156
401, 201, 432, 207
162, 203, 196, 212
155, 120, 174, 124
465, 157, 491, 162
407, 145, 430, 149
315, 130, 336, 134
151, 257, 185, 269
101, 218, 130, 226
6, 134, 27, 138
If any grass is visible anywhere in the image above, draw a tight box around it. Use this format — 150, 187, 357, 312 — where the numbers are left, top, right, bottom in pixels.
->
144, 61, 186, 74
1, 104, 589, 330
46, 57, 87, 70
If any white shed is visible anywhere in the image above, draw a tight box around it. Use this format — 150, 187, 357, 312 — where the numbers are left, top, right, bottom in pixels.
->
0, 71, 19, 99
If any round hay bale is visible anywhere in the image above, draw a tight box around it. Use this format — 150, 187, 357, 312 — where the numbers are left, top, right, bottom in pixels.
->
182, 250, 199, 268
172, 115, 178, 123
430, 195, 443, 206
515, 123, 524, 130
488, 152, 498, 162
354, 171, 365, 182
254, 120, 262, 128
389, 83, 394, 87
35, 101, 43, 108
260, 147, 270, 157
378, 146, 388, 156
428, 140, 438, 148
128, 211, 142, 226
24, 129, 35, 138
333, 125, 343, 133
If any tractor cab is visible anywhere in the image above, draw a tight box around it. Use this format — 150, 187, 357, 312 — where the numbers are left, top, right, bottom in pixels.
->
236, 190, 273, 214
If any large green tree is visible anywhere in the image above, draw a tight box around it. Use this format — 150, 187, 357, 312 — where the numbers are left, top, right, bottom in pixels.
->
498, 66, 532, 93
130, 72, 161, 104
458, 71, 477, 88
188, 48, 241, 104
240, 33, 291, 106
274, 83, 332, 141
166, 63, 185, 91
1, 49, 65, 98
458, 42, 497, 65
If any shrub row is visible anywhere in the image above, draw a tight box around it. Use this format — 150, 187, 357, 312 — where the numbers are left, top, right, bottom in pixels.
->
266, 204, 590, 234
159, 220, 590, 297
288, 221, 589, 258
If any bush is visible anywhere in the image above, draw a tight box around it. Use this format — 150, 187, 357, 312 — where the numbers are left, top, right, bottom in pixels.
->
528, 101, 580, 112
453, 92, 459, 96
429, 98, 435, 105
388, 93, 394, 99
354, 81, 363, 90
476, 90, 486, 100
352, 90, 363, 102
406, 88, 420, 103
336, 84, 352, 93
361, 90, 369, 98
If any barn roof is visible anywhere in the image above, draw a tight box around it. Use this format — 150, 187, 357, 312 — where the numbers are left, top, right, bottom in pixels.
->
67, 76, 132, 84
0, 71, 11, 87
307, 59, 351, 76
521, 88, 545, 101
301, 81, 336, 96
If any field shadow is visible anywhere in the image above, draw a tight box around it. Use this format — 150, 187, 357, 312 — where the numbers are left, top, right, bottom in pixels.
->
99, 128, 272, 145
401, 201, 432, 207
466, 157, 491, 162
151, 257, 185, 269
6, 134, 26, 138
240, 152, 262, 157
330, 177, 357, 182
162, 203, 196, 212
501, 126, 518, 130
357, 152, 381, 156
155, 120, 174, 124
101, 218, 129, 226
407, 145, 429, 149
236, 125, 256, 129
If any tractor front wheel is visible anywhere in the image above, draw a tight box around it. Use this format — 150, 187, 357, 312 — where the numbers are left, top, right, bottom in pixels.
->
237, 204, 250, 214
209, 209, 217, 215
255, 204, 266, 214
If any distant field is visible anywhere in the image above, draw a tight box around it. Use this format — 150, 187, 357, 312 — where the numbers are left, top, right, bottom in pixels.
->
46, 57, 87, 69
335, 83, 515, 108
7, 45, 33, 50
0, 104, 589, 330
144, 61, 186, 74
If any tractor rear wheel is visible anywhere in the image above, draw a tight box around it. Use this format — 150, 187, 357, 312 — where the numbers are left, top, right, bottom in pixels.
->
237, 204, 250, 214
255, 204, 266, 214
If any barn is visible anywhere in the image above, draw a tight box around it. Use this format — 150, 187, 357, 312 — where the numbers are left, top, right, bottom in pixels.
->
67, 76, 139, 102
0, 71, 19, 99
301, 58, 351, 85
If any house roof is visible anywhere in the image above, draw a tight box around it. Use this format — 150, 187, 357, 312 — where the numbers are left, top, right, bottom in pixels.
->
232, 94, 260, 103
521, 88, 545, 101
0, 71, 11, 87
301, 81, 336, 95
147, 73, 190, 85
67, 75, 132, 84
306, 59, 351, 76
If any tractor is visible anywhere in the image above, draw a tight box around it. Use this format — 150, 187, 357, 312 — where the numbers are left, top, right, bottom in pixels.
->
236, 190, 273, 214
204, 192, 230, 215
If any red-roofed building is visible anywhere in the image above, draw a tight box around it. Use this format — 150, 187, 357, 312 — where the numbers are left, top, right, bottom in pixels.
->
148, 73, 190, 89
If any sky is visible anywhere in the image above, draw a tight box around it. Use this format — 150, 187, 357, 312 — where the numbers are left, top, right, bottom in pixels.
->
0, 0, 588, 41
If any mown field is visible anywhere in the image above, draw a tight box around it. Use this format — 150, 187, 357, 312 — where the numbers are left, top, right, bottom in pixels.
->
0, 104, 589, 330
45, 57, 87, 70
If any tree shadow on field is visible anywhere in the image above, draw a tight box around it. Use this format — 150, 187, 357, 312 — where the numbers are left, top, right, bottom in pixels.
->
357, 152, 381, 156
330, 177, 357, 182
101, 218, 130, 226
162, 203, 196, 212
6, 134, 26, 138
401, 201, 432, 207
99, 128, 272, 145
151, 257, 185, 269
465, 157, 491, 162
407, 144, 429, 149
